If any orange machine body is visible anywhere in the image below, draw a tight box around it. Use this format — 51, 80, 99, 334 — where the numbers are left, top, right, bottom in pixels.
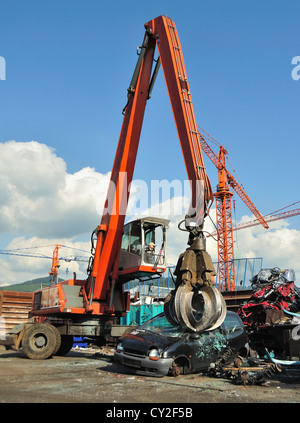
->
31, 16, 212, 321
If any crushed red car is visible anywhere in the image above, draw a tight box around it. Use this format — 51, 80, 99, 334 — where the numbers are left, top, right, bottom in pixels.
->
237, 267, 300, 359
238, 268, 300, 327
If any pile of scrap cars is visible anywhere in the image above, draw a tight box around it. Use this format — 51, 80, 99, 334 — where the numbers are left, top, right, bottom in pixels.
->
115, 267, 300, 386
206, 264, 300, 385
237, 267, 300, 362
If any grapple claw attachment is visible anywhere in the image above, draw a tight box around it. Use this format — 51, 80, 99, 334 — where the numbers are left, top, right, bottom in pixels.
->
164, 284, 226, 332
164, 234, 227, 332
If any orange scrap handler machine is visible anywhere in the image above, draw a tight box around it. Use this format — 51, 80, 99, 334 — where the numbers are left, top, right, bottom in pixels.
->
4, 16, 226, 359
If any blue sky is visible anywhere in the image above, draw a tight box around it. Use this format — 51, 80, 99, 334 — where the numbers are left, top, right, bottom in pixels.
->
0, 0, 299, 284
1, 1, 299, 214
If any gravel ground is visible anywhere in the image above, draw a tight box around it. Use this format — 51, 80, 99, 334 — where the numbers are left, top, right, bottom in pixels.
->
0, 345, 300, 405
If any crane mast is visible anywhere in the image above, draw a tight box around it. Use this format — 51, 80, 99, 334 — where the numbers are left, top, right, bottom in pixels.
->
49, 244, 62, 285
198, 130, 268, 292
213, 147, 236, 291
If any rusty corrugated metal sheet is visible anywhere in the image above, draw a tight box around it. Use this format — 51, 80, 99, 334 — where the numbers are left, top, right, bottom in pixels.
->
0, 291, 33, 333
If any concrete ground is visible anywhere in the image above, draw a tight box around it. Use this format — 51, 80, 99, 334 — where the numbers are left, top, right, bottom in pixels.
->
0, 345, 300, 404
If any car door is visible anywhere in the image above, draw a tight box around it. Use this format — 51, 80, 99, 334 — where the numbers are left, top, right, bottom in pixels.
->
187, 327, 228, 371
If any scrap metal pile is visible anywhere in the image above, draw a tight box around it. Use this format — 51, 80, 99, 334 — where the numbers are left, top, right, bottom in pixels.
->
238, 268, 300, 327
207, 349, 282, 386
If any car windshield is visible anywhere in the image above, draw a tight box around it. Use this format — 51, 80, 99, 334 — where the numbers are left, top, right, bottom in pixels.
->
140, 313, 186, 336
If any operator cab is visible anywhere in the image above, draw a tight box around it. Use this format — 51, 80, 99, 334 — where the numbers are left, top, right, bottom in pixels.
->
118, 217, 169, 282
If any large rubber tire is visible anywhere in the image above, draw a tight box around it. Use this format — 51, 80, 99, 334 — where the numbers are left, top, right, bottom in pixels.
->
44, 323, 61, 355
22, 323, 57, 360
55, 335, 73, 356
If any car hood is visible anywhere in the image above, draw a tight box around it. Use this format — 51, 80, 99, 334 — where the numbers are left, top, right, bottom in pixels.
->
120, 329, 184, 353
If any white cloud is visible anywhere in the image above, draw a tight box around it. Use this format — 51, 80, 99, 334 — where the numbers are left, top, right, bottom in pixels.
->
233, 223, 300, 282
0, 140, 299, 287
0, 236, 91, 286
0, 140, 110, 238
207, 211, 300, 286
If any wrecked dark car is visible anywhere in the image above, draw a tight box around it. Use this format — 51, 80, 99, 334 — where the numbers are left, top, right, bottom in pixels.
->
114, 311, 247, 377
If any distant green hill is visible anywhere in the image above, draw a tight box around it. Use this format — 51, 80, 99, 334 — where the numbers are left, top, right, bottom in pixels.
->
0, 277, 63, 292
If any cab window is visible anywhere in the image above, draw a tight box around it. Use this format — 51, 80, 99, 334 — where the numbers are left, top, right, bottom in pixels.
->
121, 223, 130, 251
145, 228, 155, 247
130, 221, 141, 255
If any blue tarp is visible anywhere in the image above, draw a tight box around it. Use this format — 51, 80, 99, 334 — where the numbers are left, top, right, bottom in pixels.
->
73, 336, 88, 348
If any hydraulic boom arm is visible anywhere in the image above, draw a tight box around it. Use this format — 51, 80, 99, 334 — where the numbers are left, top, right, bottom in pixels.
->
88, 16, 225, 331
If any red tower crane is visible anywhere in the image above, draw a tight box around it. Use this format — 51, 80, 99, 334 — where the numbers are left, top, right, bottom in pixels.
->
198, 128, 269, 291
208, 202, 300, 235
231, 205, 300, 232
49, 244, 62, 284
0, 244, 91, 284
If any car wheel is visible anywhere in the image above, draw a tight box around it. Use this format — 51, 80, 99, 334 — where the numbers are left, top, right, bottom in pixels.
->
170, 357, 190, 376
170, 362, 181, 377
